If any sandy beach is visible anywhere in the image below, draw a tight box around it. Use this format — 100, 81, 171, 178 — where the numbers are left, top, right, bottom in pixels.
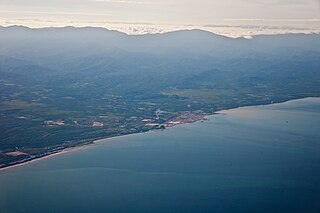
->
0, 129, 162, 172
0, 145, 92, 172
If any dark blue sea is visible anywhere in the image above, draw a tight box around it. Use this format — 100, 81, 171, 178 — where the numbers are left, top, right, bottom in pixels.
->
0, 98, 319, 213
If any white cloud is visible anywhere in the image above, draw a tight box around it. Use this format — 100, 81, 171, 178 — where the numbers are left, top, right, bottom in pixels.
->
1, 16, 320, 38
244, 0, 315, 5
224, 18, 320, 22
0, 0, 319, 27
93, 0, 169, 5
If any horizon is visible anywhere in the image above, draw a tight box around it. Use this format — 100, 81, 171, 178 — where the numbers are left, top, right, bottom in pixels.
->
1, 24, 320, 39
1, 0, 320, 38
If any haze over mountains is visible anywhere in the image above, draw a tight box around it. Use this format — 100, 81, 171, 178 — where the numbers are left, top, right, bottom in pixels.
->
0, 26, 319, 167
1, 26, 319, 91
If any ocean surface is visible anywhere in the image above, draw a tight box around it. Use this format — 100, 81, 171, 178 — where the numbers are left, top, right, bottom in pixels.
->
0, 98, 319, 213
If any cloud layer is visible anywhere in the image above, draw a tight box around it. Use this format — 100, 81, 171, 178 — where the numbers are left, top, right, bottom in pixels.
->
0, 0, 319, 36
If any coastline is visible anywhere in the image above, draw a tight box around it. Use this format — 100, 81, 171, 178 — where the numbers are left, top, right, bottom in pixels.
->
0, 127, 174, 172
0, 147, 83, 172
1, 97, 318, 172
0, 132, 148, 172
0, 115, 208, 172
0, 113, 208, 171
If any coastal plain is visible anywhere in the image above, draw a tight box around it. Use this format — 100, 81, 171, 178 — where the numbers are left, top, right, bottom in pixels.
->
0, 26, 319, 168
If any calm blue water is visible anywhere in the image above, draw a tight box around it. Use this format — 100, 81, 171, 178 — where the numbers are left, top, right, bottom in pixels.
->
0, 98, 319, 213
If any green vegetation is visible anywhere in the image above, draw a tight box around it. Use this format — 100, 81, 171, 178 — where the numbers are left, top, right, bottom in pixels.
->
0, 27, 319, 167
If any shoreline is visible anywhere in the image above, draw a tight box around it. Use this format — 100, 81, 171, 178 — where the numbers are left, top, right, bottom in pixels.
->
0, 117, 206, 172
1, 97, 318, 172
0, 131, 148, 172
0, 128, 172, 172
0, 147, 78, 172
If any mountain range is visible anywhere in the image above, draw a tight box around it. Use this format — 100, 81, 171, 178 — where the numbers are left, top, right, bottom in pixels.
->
0, 26, 319, 167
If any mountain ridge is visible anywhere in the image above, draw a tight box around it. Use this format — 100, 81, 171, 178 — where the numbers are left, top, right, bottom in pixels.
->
0, 23, 319, 168
1, 25, 319, 39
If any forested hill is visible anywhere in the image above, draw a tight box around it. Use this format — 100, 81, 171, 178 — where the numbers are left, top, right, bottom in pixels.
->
0, 26, 319, 167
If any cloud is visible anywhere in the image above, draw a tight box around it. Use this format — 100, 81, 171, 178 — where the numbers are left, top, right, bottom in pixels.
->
1, 16, 320, 38
204, 24, 312, 31
223, 18, 320, 23
244, 0, 314, 5
0, 9, 113, 17
93, 0, 163, 5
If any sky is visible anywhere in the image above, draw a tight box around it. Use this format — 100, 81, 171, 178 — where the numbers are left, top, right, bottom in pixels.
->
1, 0, 320, 37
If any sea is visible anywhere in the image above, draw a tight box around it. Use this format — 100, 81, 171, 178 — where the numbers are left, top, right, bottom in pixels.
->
0, 97, 319, 213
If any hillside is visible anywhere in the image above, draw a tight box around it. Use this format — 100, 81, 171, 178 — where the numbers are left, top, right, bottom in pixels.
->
0, 26, 319, 167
